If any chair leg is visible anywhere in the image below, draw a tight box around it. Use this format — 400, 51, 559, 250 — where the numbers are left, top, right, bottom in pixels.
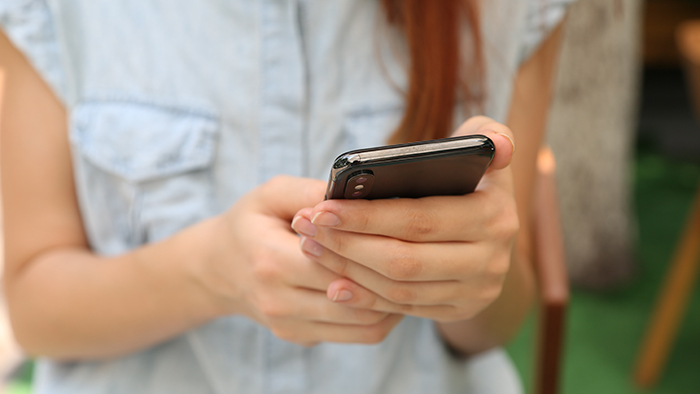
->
633, 185, 700, 388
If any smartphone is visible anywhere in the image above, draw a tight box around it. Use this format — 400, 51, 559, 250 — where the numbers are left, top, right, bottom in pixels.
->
325, 134, 495, 200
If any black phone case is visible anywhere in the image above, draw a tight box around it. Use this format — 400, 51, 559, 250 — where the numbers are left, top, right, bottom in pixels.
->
325, 134, 495, 200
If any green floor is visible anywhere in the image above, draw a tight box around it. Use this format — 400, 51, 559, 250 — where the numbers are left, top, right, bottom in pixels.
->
7, 148, 700, 393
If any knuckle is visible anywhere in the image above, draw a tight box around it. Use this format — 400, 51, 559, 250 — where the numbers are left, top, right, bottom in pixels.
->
356, 208, 372, 232
484, 121, 510, 135
362, 326, 390, 344
451, 308, 477, 322
487, 196, 519, 240
335, 257, 351, 278
385, 285, 416, 304
359, 291, 380, 310
356, 310, 388, 325
328, 231, 346, 255
385, 243, 422, 280
480, 282, 505, 304
441, 303, 481, 322
252, 259, 282, 283
488, 254, 511, 278
395, 302, 414, 313
271, 327, 297, 342
302, 180, 325, 204
258, 299, 288, 319
402, 209, 435, 239
433, 310, 460, 323
435, 286, 460, 306
267, 175, 290, 189
261, 176, 281, 195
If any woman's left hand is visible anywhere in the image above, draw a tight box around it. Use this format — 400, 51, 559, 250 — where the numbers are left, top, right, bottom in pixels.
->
291, 117, 519, 322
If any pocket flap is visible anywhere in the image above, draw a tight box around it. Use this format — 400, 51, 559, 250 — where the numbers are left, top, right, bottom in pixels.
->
71, 100, 219, 182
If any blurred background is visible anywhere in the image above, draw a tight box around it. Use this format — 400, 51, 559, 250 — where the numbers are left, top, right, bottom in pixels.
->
2, 0, 700, 393
507, 0, 700, 393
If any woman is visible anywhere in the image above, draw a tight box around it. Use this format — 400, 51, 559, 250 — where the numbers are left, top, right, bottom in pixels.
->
0, 0, 572, 393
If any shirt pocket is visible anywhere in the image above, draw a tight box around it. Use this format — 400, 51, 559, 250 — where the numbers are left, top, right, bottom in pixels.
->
70, 99, 219, 254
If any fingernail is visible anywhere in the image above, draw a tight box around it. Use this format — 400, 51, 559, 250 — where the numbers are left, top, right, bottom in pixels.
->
300, 237, 323, 257
494, 132, 516, 155
332, 289, 353, 302
312, 211, 340, 227
292, 216, 317, 237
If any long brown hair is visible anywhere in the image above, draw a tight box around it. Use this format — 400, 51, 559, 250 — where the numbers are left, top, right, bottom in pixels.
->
381, 0, 484, 143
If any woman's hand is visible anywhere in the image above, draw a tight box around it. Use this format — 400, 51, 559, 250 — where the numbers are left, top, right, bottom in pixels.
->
194, 175, 403, 346
1, 30, 397, 357
291, 117, 518, 322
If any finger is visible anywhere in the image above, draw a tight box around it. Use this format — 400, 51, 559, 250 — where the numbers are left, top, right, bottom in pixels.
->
300, 225, 501, 281
293, 207, 314, 223
326, 279, 459, 320
302, 240, 464, 306
268, 227, 343, 291
291, 207, 316, 237
451, 117, 515, 197
255, 175, 326, 220
451, 116, 515, 171
306, 314, 405, 345
300, 186, 517, 242
316, 226, 512, 282
279, 287, 389, 326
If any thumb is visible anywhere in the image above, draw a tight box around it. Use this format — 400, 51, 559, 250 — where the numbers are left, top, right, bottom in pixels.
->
255, 175, 327, 220
451, 116, 515, 172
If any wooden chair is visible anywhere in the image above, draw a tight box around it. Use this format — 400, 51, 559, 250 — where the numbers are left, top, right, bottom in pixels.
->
532, 147, 570, 394
633, 186, 700, 388
634, 185, 700, 388
632, 22, 700, 389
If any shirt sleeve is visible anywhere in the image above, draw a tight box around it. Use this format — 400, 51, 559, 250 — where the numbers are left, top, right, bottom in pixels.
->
518, 0, 577, 64
0, 0, 68, 104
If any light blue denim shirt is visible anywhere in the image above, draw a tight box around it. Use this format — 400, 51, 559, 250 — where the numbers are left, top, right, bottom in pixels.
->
1, 1, 572, 393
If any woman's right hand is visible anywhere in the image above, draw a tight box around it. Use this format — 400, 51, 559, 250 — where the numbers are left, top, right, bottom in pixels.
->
192, 175, 403, 346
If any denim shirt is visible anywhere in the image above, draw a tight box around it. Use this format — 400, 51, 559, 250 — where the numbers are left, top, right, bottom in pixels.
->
1, 1, 572, 393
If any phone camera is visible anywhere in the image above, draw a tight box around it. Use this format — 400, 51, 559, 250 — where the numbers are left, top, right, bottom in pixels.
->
344, 171, 375, 199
